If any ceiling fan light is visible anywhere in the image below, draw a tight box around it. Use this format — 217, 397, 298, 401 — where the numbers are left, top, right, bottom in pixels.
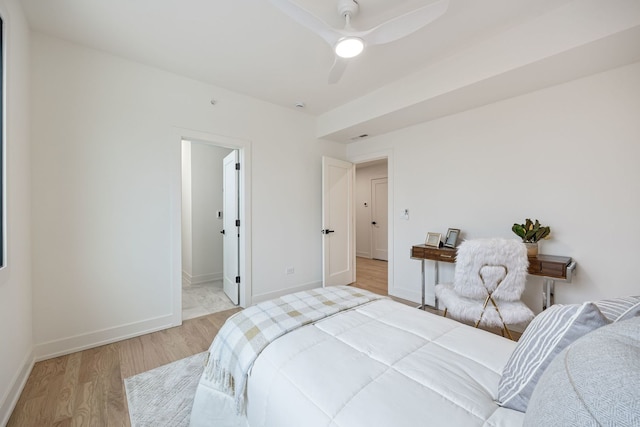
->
335, 37, 364, 58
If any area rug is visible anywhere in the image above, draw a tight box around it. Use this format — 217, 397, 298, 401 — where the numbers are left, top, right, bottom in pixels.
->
125, 352, 207, 427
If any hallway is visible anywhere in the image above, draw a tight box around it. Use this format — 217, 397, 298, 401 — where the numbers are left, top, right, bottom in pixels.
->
351, 257, 388, 296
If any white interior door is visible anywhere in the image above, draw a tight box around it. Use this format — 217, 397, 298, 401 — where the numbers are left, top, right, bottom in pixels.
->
371, 177, 388, 261
322, 156, 355, 287
223, 150, 239, 304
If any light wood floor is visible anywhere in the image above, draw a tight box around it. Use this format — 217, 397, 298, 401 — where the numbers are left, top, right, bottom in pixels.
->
8, 260, 388, 426
8, 257, 513, 425
351, 256, 436, 312
350, 256, 388, 296
7, 308, 241, 427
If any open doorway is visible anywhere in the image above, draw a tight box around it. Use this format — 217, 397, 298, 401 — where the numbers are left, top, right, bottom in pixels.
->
353, 159, 388, 295
172, 129, 251, 326
181, 140, 237, 319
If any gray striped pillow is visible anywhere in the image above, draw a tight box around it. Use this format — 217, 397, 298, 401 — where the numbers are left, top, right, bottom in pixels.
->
497, 302, 609, 412
594, 296, 640, 322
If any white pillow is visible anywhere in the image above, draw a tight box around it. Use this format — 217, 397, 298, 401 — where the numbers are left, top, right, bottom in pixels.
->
497, 302, 609, 412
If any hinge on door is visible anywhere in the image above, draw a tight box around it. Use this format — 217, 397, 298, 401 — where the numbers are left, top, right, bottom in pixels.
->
235, 219, 240, 227
235, 276, 241, 284
235, 163, 240, 170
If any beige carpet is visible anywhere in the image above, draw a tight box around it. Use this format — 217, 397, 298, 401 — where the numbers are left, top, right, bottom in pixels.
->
125, 352, 207, 426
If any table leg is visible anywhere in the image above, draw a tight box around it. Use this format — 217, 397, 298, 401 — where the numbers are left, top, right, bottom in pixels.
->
420, 259, 426, 310
417, 258, 439, 310
542, 278, 555, 310
434, 260, 439, 310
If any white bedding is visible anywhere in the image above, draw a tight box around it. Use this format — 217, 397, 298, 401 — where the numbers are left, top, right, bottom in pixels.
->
190, 298, 525, 427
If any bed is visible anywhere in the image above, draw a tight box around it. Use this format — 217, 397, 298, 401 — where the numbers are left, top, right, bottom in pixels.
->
189, 287, 525, 427
189, 287, 640, 427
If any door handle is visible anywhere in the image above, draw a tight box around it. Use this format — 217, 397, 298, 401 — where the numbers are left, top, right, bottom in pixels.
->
220, 229, 225, 235
321, 229, 335, 234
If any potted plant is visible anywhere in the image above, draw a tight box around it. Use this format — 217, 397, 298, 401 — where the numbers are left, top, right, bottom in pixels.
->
512, 219, 551, 256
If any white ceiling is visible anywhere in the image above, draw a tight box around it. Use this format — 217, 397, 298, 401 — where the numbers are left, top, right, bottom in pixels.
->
20, 0, 576, 115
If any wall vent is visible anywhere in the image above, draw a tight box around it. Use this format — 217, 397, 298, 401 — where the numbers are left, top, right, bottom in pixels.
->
349, 133, 369, 141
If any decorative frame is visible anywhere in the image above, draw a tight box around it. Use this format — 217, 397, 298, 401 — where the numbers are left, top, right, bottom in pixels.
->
425, 232, 442, 247
443, 228, 460, 248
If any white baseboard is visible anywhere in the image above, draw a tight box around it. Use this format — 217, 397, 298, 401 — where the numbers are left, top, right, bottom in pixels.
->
251, 281, 322, 305
182, 271, 222, 286
356, 251, 371, 259
34, 314, 179, 362
390, 287, 434, 307
0, 348, 35, 426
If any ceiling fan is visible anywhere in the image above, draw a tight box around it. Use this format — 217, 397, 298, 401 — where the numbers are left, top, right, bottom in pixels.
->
269, 0, 450, 84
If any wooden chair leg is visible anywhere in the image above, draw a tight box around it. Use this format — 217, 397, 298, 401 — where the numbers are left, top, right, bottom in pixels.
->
443, 308, 447, 318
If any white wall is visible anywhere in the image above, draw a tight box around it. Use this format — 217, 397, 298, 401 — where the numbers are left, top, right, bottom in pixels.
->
0, 0, 32, 423
30, 34, 346, 359
355, 162, 387, 258
348, 61, 640, 313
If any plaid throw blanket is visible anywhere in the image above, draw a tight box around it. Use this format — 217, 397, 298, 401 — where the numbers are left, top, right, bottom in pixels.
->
203, 286, 384, 414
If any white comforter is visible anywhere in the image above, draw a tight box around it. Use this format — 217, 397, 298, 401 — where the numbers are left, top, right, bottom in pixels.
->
190, 299, 525, 427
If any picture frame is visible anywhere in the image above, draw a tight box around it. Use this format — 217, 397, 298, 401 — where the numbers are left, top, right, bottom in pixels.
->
425, 232, 442, 247
443, 228, 460, 248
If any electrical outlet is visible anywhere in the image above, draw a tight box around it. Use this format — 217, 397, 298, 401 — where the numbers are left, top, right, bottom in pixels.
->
401, 209, 409, 220
286, 267, 295, 275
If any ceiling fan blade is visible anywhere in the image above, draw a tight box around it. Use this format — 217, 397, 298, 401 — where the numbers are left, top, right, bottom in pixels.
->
328, 56, 348, 84
268, 0, 342, 46
362, 0, 449, 46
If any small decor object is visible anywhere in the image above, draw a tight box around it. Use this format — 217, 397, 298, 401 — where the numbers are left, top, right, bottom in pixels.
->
512, 219, 551, 256
443, 228, 460, 248
425, 232, 441, 247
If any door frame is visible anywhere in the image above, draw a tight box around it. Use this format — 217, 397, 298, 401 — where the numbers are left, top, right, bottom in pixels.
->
172, 127, 252, 325
348, 150, 394, 293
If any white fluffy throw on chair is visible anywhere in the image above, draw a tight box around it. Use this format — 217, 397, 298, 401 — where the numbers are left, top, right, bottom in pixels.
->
435, 238, 534, 331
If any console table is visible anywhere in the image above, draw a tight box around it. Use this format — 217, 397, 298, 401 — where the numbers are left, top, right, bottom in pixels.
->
411, 244, 576, 311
